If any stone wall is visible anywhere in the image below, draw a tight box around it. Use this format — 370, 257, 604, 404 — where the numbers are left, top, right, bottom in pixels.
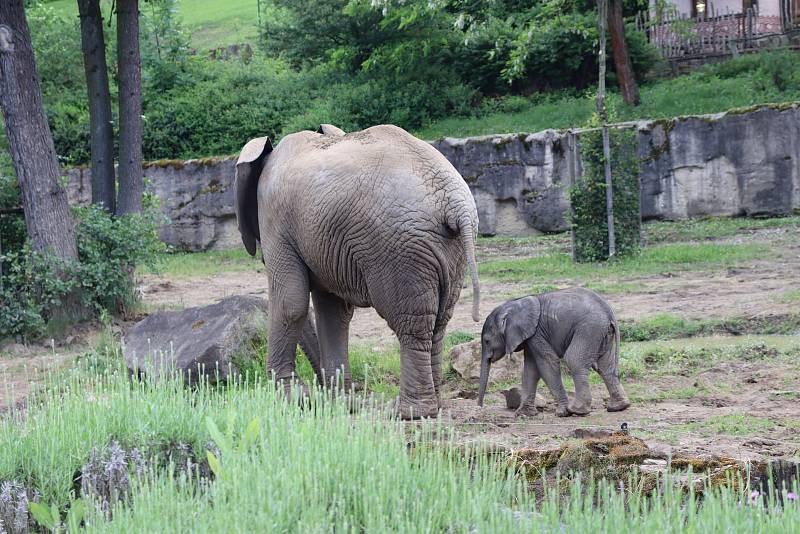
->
67, 156, 241, 251
65, 103, 800, 250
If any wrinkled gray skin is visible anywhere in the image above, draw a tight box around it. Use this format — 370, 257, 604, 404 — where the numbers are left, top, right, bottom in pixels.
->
235, 124, 480, 419
477, 288, 629, 417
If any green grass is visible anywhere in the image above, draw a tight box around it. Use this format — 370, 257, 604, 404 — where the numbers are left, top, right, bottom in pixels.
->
619, 335, 800, 380
3, 366, 799, 532
175, 0, 259, 50
780, 289, 800, 304
682, 413, 776, 437
621, 313, 800, 342
142, 248, 260, 278
643, 215, 800, 245
415, 56, 800, 139
479, 242, 767, 285
46, 0, 259, 50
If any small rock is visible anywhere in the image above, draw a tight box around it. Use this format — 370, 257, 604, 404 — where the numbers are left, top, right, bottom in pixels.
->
639, 464, 666, 474
643, 458, 667, 466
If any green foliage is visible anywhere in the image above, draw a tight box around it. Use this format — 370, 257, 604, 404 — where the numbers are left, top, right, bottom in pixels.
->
570, 124, 641, 262
0, 204, 165, 341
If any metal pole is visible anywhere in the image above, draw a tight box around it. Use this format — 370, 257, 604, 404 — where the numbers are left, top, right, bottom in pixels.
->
597, 0, 617, 258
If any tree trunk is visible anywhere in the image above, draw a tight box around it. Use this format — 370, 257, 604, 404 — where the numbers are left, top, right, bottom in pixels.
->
116, 0, 143, 215
596, 0, 616, 258
78, 0, 116, 212
0, 1, 79, 260
608, 0, 640, 106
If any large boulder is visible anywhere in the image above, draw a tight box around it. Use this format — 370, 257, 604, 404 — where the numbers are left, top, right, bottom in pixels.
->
123, 295, 319, 384
449, 339, 523, 383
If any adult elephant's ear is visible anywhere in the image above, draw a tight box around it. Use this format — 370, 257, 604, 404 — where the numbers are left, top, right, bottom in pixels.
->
316, 124, 345, 136
235, 136, 272, 256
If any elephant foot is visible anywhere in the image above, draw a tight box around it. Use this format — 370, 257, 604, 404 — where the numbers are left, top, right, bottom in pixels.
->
555, 406, 571, 417
278, 377, 310, 406
514, 404, 538, 419
397, 396, 440, 420
567, 402, 591, 417
606, 398, 631, 412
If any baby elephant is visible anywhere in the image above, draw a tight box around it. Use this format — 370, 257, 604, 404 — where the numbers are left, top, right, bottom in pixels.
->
477, 288, 630, 417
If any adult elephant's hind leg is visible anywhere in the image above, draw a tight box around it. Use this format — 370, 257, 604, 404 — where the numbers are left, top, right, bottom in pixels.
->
397, 329, 438, 419
311, 289, 354, 391
266, 247, 311, 398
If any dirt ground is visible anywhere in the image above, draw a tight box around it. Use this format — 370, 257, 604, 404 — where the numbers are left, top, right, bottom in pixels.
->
2, 225, 799, 459
139, 227, 800, 346
440, 354, 800, 460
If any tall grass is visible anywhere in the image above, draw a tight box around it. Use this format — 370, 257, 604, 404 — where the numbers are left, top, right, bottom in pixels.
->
2, 362, 800, 532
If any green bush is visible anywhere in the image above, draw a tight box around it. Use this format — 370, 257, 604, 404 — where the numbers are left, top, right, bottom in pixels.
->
0, 203, 165, 341
570, 124, 642, 263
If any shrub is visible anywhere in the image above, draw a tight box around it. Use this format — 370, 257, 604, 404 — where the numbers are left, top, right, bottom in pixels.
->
570, 123, 642, 263
0, 202, 165, 341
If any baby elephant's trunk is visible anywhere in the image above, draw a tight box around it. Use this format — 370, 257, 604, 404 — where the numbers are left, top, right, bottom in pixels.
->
477, 348, 491, 406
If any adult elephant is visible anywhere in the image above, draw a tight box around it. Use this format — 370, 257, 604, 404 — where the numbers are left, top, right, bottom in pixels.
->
234, 124, 480, 419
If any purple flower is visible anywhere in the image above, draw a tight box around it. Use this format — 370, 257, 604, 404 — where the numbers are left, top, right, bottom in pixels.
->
788, 492, 798, 502
750, 490, 760, 503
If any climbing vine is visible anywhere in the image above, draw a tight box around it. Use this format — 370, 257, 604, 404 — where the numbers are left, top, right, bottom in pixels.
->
570, 123, 641, 263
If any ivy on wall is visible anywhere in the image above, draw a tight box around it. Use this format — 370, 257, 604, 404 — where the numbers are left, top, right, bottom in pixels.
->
570, 126, 642, 263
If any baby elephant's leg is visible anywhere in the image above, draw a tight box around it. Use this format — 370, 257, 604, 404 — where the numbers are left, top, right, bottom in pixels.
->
530, 336, 570, 417
515, 345, 540, 418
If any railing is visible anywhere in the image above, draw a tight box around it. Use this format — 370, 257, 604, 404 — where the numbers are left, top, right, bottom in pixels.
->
636, 1, 799, 59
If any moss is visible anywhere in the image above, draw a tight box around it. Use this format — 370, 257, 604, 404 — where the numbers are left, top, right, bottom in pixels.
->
509, 448, 563, 480
146, 159, 186, 170
641, 119, 675, 163
724, 100, 799, 116
492, 136, 516, 150
199, 179, 225, 195
517, 133, 533, 150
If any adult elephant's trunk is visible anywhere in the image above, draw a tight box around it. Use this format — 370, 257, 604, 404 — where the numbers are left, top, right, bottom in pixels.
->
459, 216, 481, 322
477, 348, 491, 406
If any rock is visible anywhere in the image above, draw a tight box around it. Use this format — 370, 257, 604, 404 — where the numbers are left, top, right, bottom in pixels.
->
123, 295, 320, 384
449, 340, 522, 383
500, 387, 546, 410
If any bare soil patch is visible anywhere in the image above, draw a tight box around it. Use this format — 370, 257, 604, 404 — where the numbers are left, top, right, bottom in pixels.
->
440, 357, 800, 460
140, 228, 800, 344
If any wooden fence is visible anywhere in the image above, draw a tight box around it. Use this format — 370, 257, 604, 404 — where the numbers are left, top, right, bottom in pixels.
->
636, 1, 800, 59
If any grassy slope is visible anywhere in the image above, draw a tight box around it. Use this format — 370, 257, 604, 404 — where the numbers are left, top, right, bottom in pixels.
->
415, 64, 800, 139
46, 0, 258, 50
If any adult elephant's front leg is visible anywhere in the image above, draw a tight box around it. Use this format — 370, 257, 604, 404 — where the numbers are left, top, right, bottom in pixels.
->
311, 289, 354, 391
266, 247, 311, 398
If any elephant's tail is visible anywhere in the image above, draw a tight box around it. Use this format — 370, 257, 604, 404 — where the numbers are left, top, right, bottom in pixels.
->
459, 216, 481, 322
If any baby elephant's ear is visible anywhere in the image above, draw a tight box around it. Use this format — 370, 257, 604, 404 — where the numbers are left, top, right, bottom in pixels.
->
503, 297, 541, 355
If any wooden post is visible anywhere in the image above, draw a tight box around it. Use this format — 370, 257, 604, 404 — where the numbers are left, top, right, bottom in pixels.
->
596, 0, 616, 258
